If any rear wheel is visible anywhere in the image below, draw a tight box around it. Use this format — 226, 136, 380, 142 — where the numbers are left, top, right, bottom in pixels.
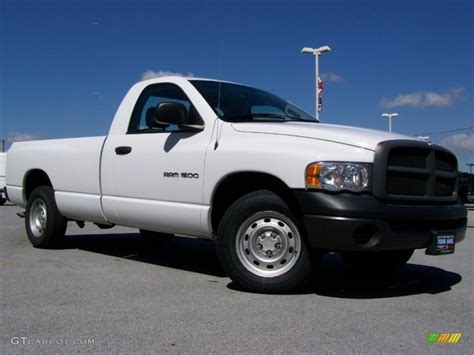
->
216, 190, 312, 293
25, 186, 67, 248
0, 197, 6, 206
341, 249, 414, 272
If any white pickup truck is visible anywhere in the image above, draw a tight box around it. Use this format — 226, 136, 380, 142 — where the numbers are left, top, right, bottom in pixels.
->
6, 76, 467, 293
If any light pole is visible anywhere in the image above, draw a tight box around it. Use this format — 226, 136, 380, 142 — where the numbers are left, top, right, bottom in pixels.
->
381, 113, 399, 132
301, 45, 331, 120
417, 136, 431, 142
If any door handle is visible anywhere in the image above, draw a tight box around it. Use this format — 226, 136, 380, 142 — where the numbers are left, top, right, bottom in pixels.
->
115, 146, 132, 155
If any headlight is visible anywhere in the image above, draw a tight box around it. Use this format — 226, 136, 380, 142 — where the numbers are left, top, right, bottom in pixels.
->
305, 162, 369, 191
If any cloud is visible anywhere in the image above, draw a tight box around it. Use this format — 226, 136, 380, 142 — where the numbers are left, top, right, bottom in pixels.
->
140, 70, 194, 81
440, 133, 474, 151
6, 131, 40, 144
320, 73, 344, 83
380, 87, 465, 108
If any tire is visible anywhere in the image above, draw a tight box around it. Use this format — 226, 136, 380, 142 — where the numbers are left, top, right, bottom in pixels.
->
341, 249, 414, 273
25, 186, 67, 248
139, 229, 174, 245
0, 197, 6, 206
216, 190, 312, 293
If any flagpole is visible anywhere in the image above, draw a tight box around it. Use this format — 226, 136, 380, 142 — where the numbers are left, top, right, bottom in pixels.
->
315, 52, 319, 120
301, 46, 331, 121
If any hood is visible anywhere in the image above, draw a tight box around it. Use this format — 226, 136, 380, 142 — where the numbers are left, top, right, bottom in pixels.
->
231, 121, 416, 150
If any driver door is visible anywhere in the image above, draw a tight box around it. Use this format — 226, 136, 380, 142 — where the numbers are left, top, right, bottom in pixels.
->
101, 83, 211, 236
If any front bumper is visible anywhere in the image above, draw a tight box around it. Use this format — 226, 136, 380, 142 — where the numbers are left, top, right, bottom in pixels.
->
294, 191, 467, 251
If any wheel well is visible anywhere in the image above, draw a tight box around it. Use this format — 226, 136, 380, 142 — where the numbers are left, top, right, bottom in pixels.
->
211, 172, 301, 233
24, 170, 52, 200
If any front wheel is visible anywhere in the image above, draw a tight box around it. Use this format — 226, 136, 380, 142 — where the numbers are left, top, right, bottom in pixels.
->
25, 186, 67, 248
216, 190, 312, 293
340, 249, 414, 273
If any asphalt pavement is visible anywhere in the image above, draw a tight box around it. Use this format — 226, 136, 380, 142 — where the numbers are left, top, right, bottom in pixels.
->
1, 203, 472, 353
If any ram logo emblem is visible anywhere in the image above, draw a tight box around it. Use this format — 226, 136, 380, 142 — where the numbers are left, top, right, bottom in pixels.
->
163, 172, 179, 178
163, 172, 199, 179
181, 173, 199, 179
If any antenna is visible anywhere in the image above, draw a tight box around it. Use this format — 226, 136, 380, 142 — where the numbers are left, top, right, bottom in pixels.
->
217, 39, 224, 116
214, 40, 224, 150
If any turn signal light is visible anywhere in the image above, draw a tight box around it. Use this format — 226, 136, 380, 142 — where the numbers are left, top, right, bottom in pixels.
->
305, 163, 321, 188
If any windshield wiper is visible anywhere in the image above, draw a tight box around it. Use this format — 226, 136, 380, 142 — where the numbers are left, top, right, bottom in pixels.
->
252, 114, 319, 123
224, 113, 317, 122
250, 113, 288, 119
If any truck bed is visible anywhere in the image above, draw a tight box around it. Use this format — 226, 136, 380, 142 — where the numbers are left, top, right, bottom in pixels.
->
6, 136, 108, 223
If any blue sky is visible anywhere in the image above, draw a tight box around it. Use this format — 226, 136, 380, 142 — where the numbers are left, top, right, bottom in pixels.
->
1, 0, 473, 170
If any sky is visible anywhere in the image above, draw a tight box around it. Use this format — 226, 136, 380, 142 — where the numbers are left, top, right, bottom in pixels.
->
1, 0, 473, 171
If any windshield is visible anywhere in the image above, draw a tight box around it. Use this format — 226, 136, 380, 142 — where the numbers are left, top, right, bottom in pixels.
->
190, 80, 317, 123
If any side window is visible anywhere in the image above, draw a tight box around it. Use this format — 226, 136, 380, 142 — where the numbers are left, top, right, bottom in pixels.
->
128, 83, 198, 134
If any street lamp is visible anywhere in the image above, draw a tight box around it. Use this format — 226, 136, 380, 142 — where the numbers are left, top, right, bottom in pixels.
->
381, 113, 399, 132
417, 136, 431, 143
301, 45, 331, 120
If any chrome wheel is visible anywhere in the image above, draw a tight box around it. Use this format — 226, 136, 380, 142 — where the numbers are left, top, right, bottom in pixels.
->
235, 211, 301, 277
29, 198, 47, 237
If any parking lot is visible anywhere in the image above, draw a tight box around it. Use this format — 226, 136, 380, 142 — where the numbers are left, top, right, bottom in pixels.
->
1, 203, 472, 353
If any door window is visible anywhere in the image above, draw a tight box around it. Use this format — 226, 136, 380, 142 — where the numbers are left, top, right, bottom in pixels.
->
128, 83, 201, 133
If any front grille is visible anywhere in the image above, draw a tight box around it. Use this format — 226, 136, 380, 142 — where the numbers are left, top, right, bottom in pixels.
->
388, 147, 428, 169
435, 150, 457, 171
386, 174, 427, 195
435, 178, 456, 196
373, 140, 458, 203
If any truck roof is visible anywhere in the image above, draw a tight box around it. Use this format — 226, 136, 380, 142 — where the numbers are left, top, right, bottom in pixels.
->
139, 75, 241, 86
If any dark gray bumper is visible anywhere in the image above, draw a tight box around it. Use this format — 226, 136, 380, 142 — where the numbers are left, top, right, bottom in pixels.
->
294, 191, 467, 251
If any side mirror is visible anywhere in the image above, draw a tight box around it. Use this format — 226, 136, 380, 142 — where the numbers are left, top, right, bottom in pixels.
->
154, 102, 205, 131
155, 102, 188, 126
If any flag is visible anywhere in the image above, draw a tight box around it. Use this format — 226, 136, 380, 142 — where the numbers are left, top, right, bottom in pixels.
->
317, 76, 323, 111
